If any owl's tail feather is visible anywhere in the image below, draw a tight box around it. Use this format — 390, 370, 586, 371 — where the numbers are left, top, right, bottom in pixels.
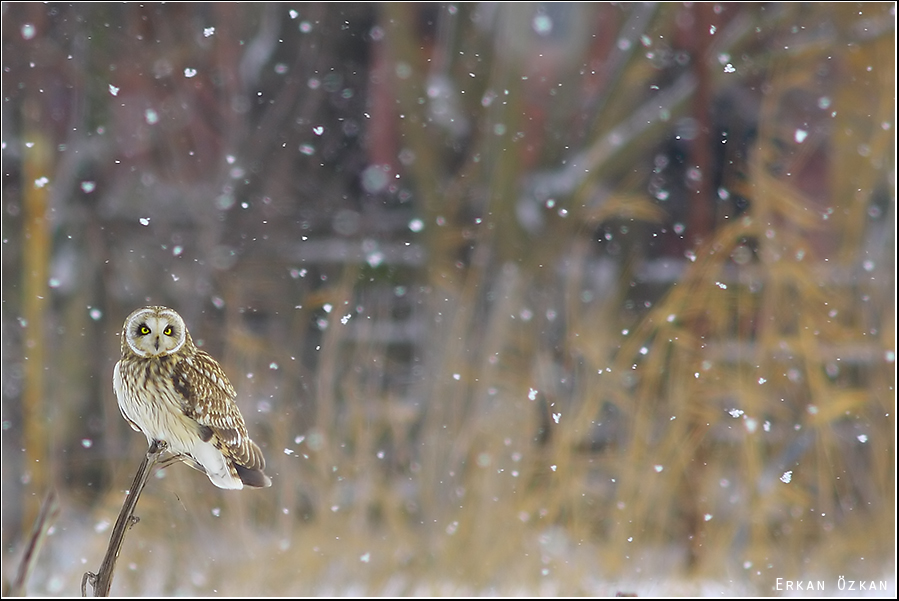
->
235, 464, 272, 488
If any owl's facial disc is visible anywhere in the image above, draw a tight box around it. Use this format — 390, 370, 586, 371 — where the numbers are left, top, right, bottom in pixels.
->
127, 308, 186, 357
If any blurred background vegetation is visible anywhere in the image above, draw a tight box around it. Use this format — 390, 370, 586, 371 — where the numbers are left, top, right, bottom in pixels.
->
2, 2, 895, 595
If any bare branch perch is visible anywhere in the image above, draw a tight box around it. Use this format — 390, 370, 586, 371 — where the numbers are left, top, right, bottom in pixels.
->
82, 441, 168, 597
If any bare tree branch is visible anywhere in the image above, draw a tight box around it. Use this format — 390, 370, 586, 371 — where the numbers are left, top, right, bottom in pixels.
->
82, 441, 168, 597
4, 490, 60, 597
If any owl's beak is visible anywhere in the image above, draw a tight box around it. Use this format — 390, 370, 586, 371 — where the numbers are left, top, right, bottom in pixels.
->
154, 337, 160, 351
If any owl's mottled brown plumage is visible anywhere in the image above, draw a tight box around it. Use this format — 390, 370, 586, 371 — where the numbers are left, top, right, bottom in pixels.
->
113, 306, 271, 489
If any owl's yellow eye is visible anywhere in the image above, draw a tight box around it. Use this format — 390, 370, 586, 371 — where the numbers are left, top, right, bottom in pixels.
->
139, 325, 151, 335
163, 326, 174, 336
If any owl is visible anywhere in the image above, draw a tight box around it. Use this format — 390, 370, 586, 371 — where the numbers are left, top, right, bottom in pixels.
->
113, 306, 271, 490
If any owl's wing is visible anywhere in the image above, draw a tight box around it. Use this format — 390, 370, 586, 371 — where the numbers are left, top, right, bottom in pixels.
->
172, 351, 267, 471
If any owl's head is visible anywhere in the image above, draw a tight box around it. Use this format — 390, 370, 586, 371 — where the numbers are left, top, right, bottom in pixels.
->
121, 306, 192, 358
